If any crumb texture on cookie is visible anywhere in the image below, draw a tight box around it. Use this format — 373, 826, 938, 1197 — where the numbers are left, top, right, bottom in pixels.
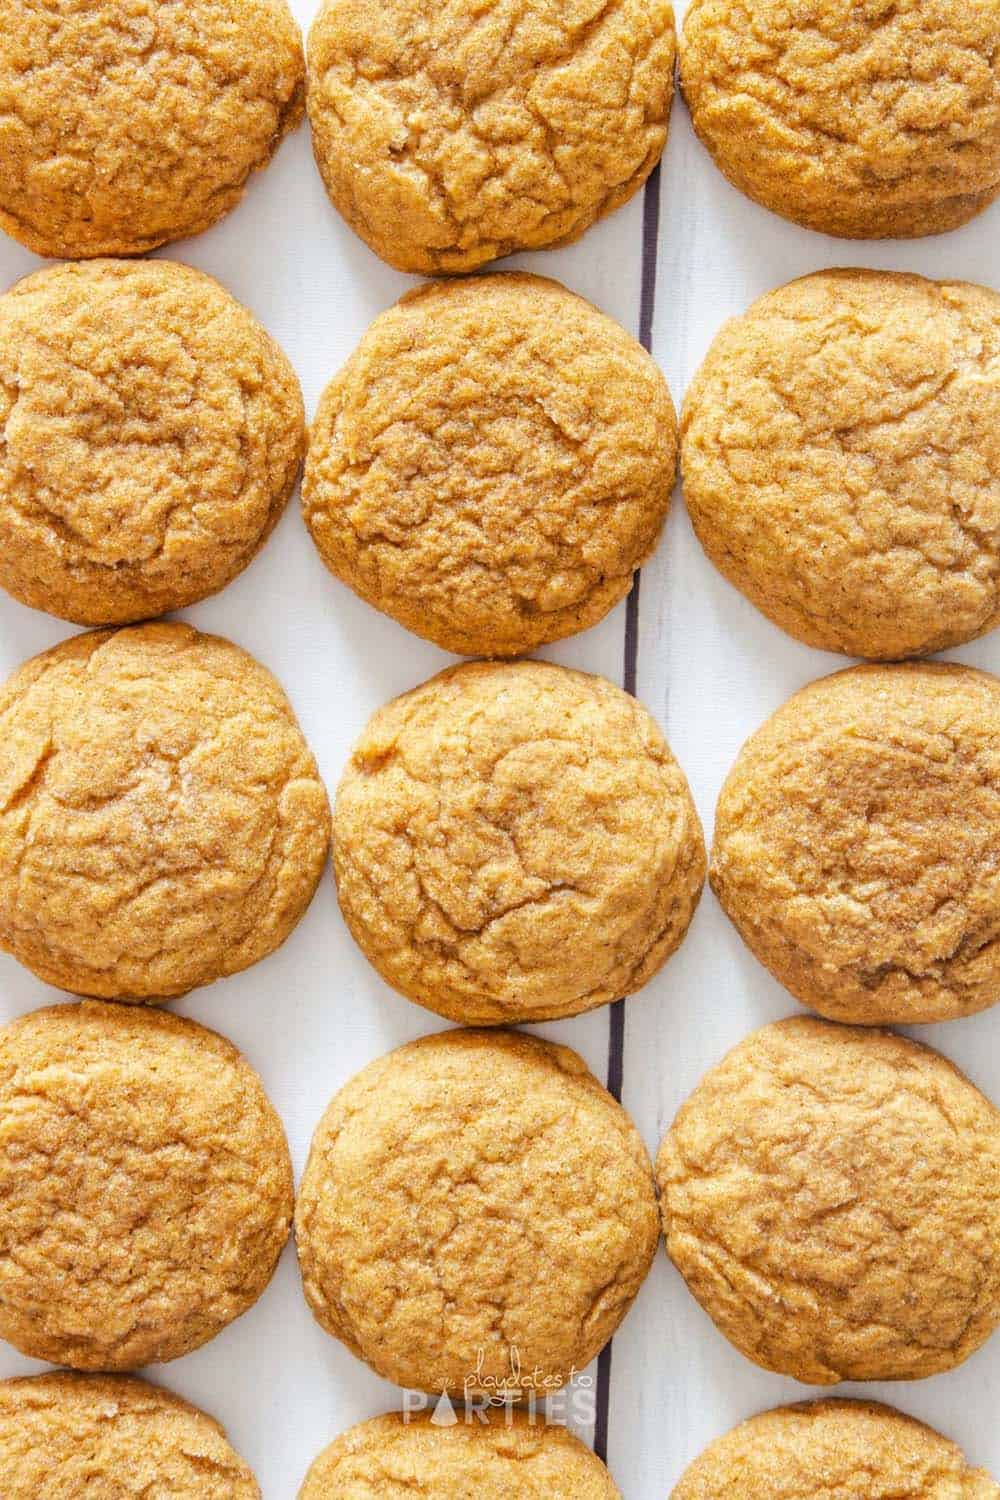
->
304, 274, 677, 657
306, 0, 675, 272
658, 1018, 1000, 1384
0, 1372, 260, 1498
682, 270, 1000, 660
672, 1400, 1000, 1500
680, 0, 1000, 238
712, 662, 1000, 1024
0, 0, 305, 258
0, 1003, 293, 1370
333, 659, 704, 1023
299, 1411, 620, 1498
0, 622, 331, 1001
0, 259, 305, 625
295, 1028, 660, 1393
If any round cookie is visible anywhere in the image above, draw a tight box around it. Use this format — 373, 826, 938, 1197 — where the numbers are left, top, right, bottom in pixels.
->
303, 274, 677, 657
0, 1372, 260, 1498
333, 659, 704, 1024
306, 0, 675, 273
680, 0, 1000, 239
657, 1017, 1000, 1384
672, 1400, 1000, 1500
295, 1027, 660, 1394
0, 1001, 293, 1370
0, 622, 330, 1002
0, 0, 304, 259
682, 270, 1000, 660
0, 259, 305, 626
712, 662, 1000, 1025
299, 1412, 619, 1499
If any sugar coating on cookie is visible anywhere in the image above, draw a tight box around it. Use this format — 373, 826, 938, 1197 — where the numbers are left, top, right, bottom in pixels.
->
0, 622, 331, 1001
333, 659, 704, 1024
0, 1372, 260, 1498
304, 275, 677, 657
658, 1018, 1000, 1384
682, 270, 1000, 660
296, 1028, 659, 1394
299, 1412, 620, 1498
0, 0, 304, 259
672, 1400, 1000, 1500
713, 662, 1000, 1025
0, 259, 305, 626
0, 1002, 293, 1371
680, 0, 1000, 239
306, 0, 675, 273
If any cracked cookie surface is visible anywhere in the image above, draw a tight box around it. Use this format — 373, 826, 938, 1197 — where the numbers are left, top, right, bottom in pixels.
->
304, 274, 676, 657
295, 1028, 659, 1394
0, 259, 305, 626
0, 1372, 260, 1498
680, 0, 1000, 238
333, 659, 704, 1024
0, 1002, 293, 1371
306, 0, 675, 272
682, 270, 1000, 660
299, 1411, 619, 1498
0, 0, 304, 259
672, 1399, 1000, 1500
0, 622, 331, 1001
713, 662, 1000, 1024
658, 1018, 1000, 1384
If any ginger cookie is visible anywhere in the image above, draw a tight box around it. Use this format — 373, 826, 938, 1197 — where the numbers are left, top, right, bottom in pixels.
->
0, 622, 330, 1002
0, 0, 304, 259
0, 1372, 260, 1498
296, 1028, 659, 1395
0, 259, 305, 626
333, 659, 704, 1024
713, 662, 1000, 1025
680, 0, 1000, 238
299, 1412, 619, 1498
657, 1017, 1000, 1384
0, 1001, 293, 1371
303, 274, 677, 657
683, 270, 1000, 660
672, 1400, 1000, 1500
306, 0, 675, 272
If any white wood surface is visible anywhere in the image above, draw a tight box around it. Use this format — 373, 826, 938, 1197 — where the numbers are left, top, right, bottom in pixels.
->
1, 1, 1000, 1493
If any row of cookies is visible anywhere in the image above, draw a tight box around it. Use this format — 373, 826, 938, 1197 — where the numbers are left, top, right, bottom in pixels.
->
0, 997, 997, 1488
5, 1373, 992, 1499
4, 259, 1000, 669
0, 995, 996, 1391
1, 0, 998, 270
4, 618, 1000, 1028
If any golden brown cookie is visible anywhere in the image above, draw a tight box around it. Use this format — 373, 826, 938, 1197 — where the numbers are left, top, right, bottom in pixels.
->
333, 659, 704, 1024
0, 622, 330, 1002
296, 1028, 659, 1394
0, 1372, 260, 1498
680, 0, 1000, 240
0, 259, 305, 626
657, 1017, 1000, 1384
712, 662, 1000, 1025
299, 1412, 619, 1499
682, 270, 1000, 660
672, 1400, 1000, 1500
306, 0, 675, 273
303, 274, 677, 657
0, 1001, 293, 1370
0, 0, 304, 259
